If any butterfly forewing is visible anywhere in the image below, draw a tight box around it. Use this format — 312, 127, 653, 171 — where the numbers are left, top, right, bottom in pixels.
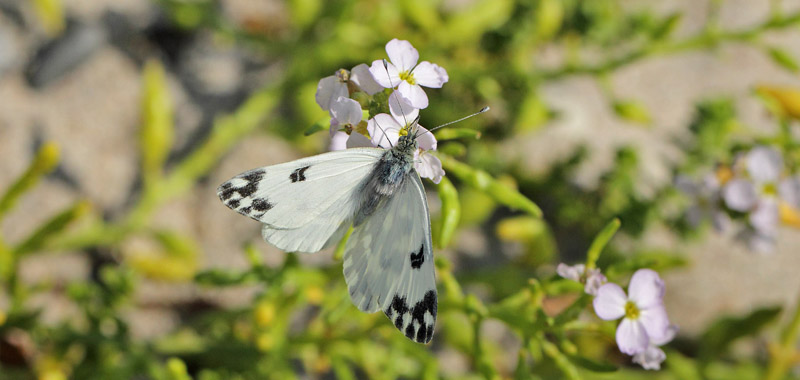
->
217, 148, 383, 252
343, 173, 437, 343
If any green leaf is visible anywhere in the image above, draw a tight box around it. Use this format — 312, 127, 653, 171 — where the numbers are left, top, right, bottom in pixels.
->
305, 117, 330, 136
437, 177, 460, 248
613, 100, 651, 124
650, 13, 682, 40
535, 0, 564, 40
699, 306, 782, 362
541, 340, 582, 380
434, 128, 482, 141
0, 142, 59, 220
440, 154, 542, 218
287, 0, 321, 29
566, 354, 617, 373
767, 46, 800, 73
585, 218, 620, 270
12, 200, 91, 256
141, 60, 174, 185
442, 0, 514, 44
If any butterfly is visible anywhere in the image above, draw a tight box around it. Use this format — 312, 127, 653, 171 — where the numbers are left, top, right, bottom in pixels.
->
217, 121, 437, 344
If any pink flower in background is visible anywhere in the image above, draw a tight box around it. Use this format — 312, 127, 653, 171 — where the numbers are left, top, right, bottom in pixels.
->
722, 146, 800, 252
593, 269, 671, 356
369, 39, 448, 109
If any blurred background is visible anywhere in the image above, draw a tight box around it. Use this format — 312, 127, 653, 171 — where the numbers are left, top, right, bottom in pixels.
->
2, 0, 800, 379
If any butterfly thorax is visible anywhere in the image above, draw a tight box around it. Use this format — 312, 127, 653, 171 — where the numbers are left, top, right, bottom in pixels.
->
353, 135, 417, 226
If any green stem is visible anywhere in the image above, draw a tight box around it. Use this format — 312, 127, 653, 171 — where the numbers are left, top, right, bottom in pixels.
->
538, 11, 800, 80
763, 290, 800, 380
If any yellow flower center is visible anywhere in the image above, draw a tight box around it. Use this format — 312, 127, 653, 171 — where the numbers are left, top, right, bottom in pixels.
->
624, 301, 640, 320
399, 71, 416, 85
761, 182, 778, 196
399, 126, 409, 136
715, 166, 733, 185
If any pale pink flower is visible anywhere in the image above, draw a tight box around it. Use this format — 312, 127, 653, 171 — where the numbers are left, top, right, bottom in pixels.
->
593, 269, 671, 356
722, 146, 800, 251
632, 325, 678, 370
328, 97, 372, 151
316, 64, 383, 112
369, 39, 448, 109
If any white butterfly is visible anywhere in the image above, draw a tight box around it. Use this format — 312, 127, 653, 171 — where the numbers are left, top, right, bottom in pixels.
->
217, 122, 437, 344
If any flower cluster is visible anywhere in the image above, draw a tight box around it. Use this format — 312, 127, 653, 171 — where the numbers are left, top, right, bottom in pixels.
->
559, 266, 676, 370
315, 39, 449, 183
678, 146, 800, 252
556, 263, 607, 295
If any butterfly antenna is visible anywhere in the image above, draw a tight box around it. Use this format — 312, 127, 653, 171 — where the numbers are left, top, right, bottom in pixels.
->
414, 106, 490, 139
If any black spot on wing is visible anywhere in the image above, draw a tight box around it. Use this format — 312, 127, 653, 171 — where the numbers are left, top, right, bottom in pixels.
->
410, 244, 424, 269
252, 198, 273, 212
290, 165, 310, 183
217, 170, 274, 219
384, 290, 437, 343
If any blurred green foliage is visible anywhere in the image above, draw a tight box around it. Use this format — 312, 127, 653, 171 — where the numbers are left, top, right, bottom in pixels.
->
6, 0, 800, 379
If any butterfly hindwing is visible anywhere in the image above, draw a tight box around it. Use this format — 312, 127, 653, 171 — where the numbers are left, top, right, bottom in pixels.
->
218, 148, 383, 253
342, 172, 437, 343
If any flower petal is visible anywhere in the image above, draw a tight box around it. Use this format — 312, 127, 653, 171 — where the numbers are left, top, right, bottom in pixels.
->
414, 125, 437, 151
350, 63, 383, 95
723, 179, 758, 211
346, 131, 374, 149
779, 177, 800, 209
628, 269, 665, 309
368, 114, 402, 149
593, 283, 627, 321
415, 151, 445, 184
747, 146, 783, 184
556, 263, 585, 281
632, 346, 667, 370
616, 319, 649, 355
388, 91, 419, 123
315, 76, 348, 111
740, 229, 776, 254
385, 39, 419, 72
413, 61, 447, 88
750, 198, 779, 235
638, 304, 670, 342
584, 269, 607, 296
369, 60, 401, 89
651, 324, 678, 346
398, 81, 429, 109
330, 97, 363, 127
329, 131, 349, 151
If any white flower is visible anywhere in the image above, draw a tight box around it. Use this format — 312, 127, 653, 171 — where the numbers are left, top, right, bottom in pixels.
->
632, 325, 678, 370
315, 64, 383, 111
367, 108, 444, 183
369, 39, 448, 109
722, 146, 800, 247
328, 97, 373, 151
593, 269, 671, 356
556, 263, 607, 295
316, 69, 350, 112
675, 173, 730, 231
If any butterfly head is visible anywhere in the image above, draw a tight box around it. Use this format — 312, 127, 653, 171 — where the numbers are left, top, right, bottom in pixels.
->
395, 116, 421, 155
